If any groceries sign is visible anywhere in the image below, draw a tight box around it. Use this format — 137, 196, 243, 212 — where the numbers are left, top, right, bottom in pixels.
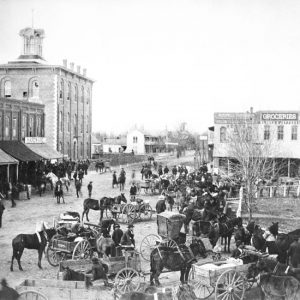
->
261, 113, 298, 124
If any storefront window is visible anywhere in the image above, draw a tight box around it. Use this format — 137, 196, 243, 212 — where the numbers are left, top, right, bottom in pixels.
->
264, 125, 270, 140
277, 125, 284, 140
291, 125, 297, 140
220, 127, 227, 142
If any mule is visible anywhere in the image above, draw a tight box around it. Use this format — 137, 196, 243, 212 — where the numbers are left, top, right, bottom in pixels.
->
10, 227, 56, 271
150, 240, 206, 286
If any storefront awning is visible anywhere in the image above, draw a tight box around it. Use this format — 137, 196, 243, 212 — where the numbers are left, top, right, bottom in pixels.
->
26, 143, 63, 160
0, 141, 43, 162
0, 148, 18, 165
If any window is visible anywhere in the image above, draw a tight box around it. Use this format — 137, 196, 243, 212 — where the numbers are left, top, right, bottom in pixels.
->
81, 115, 84, 133
0, 115, 2, 138
86, 116, 89, 133
67, 142, 70, 157
59, 142, 62, 152
292, 125, 298, 140
59, 111, 63, 132
22, 115, 27, 138
277, 125, 284, 140
5, 116, 10, 137
67, 113, 70, 132
31, 80, 39, 98
4, 80, 11, 98
74, 84, 78, 102
81, 142, 84, 157
133, 136, 138, 143
60, 80, 64, 99
264, 125, 270, 140
81, 86, 84, 103
36, 117, 41, 136
67, 82, 71, 100
86, 142, 89, 157
74, 114, 77, 134
220, 127, 227, 143
87, 88, 90, 104
12, 118, 17, 138
29, 116, 34, 137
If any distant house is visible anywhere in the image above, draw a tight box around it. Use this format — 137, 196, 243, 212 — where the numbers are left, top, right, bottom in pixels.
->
103, 136, 127, 153
126, 129, 166, 154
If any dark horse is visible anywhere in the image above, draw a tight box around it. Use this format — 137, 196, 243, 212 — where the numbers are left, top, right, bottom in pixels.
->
82, 194, 127, 221
55, 184, 64, 204
150, 239, 207, 286
10, 227, 56, 271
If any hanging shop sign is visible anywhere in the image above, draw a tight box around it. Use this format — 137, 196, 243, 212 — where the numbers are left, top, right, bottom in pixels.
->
260, 112, 299, 124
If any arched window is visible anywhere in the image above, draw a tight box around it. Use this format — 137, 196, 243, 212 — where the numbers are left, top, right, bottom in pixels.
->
86, 116, 89, 133
67, 113, 70, 132
31, 80, 39, 98
60, 80, 64, 99
67, 82, 71, 100
220, 127, 227, 143
22, 115, 27, 138
74, 84, 78, 102
86, 88, 90, 104
4, 80, 11, 98
59, 142, 63, 152
5, 116, 10, 137
29, 116, 34, 137
81, 142, 84, 157
67, 142, 70, 157
36, 117, 41, 136
81, 115, 84, 133
59, 111, 63, 132
86, 142, 89, 157
74, 114, 77, 134
81, 86, 84, 103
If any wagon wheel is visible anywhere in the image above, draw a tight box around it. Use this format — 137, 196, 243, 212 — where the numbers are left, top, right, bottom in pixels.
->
115, 267, 141, 294
72, 239, 93, 260
215, 269, 245, 300
19, 290, 48, 300
138, 203, 153, 220
140, 234, 161, 261
121, 204, 136, 223
188, 268, 214, 299
46, 246, 67, 267
159, 238, 178, 249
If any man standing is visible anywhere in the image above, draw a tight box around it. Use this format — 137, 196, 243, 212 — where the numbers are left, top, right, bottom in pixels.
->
78, 169, 84, 184
75, 179, 82, 198
0, 193, 5, 228
129, 183, 137, 201
87, 181, 93, 198
112, 171, 118, 188
121, 224, 135, 250
156, 194, 166, 214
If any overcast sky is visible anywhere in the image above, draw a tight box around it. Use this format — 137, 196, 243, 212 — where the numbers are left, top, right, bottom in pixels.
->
1, 0, 300, 134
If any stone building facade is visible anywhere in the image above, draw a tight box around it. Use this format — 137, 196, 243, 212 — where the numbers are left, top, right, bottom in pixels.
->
0, 27, 94, 160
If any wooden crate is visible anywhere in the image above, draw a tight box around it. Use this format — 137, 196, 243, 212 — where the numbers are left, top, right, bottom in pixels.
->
102, 256, 126, 274
16, 279, 100, 300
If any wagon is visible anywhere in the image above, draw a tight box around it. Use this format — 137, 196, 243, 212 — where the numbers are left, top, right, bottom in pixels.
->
58, 249, 143, 295
188, 259, 255, 299
140, 211, 187, 261
46, 221, 100, 267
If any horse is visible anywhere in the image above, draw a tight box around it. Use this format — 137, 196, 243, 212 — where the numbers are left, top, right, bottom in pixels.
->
96, 236, 116, 258
82, 194, 127, 221
46, 172, 70, 192
10, 227, 56, 271
150, 240, 206, 286
165, 194, 175, 211
119, 284, 197, 300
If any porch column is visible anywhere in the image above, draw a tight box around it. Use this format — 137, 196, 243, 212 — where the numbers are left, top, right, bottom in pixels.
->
7, 165, 10, 183
288, 158, 291, 178
16, 164, 19, 181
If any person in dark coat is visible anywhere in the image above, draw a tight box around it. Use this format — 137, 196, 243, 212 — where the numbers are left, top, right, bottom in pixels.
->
112, 224, 123, 246
156, 195, 166, 214
0, 195, 5, 228
158, 164, 163, 176
112, 171, 118, 188
73, 171, 78, 181
288, 238, 300, 268
121, 224, 135, 249
163, 165, 169, 174
172, 166, 177, 176
78, 169, 84, 184
87, 181, 93, 198
129, 183, 137, 201
75, 179, 82, 198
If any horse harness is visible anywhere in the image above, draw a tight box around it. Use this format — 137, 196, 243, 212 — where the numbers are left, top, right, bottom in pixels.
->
35, 230, 49, 244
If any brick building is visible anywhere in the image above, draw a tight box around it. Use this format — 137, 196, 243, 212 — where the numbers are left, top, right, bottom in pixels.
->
0, 27, 94, 160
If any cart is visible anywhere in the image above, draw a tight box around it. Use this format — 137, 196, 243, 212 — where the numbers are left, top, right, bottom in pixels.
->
58, 249, 143, 295
140, 211, 187, 261
119, 199, 153, 223
188, 259, 255, 299
46, 221, 100, 267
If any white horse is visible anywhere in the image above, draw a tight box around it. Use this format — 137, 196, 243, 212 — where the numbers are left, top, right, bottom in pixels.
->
46, 172, 70, 192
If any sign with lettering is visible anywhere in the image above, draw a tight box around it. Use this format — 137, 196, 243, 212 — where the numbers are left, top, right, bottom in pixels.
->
25, 137, 47, 144
260, 113, 298, 124
214, 113, 254, 124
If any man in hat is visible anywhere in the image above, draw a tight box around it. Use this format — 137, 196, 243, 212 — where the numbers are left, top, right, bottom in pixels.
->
112, 223, 123, 256
87, 181, 93, 198
85, 257, 109, 287
129, 182, 137, 201
156, 194, 166, 214
121, 224, 135, 250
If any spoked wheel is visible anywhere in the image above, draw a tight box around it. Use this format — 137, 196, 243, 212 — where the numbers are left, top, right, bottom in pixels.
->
215, 270, 245, 300
140, 234, 161, 261
46, 247, 66, 267
72, 239, 93, 260
138, 203, 153, 220
188, 267, 214, 299
19, 290, 48, 300
115, 267, 141, 294
121, 204, 136, 223
159, 238, 178, 249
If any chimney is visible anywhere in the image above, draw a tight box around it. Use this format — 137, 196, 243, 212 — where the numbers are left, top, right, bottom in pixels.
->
63, 59, 67, 68
77, 65, 81, 74
70, 62, 74, 70
83, 68, 87, 76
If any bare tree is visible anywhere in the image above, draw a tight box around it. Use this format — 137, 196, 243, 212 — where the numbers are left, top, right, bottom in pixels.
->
218, 114, 283, 220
